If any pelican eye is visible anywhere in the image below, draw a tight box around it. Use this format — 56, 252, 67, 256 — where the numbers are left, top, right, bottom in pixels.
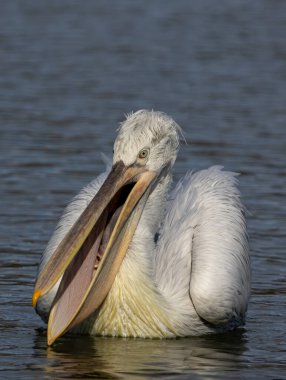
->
138, 148, 149, 160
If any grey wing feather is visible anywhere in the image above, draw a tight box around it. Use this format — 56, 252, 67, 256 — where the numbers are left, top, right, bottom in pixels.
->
155, 166, 251, 326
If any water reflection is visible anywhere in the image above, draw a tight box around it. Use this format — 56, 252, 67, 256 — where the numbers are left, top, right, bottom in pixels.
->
33, 329, 247, 378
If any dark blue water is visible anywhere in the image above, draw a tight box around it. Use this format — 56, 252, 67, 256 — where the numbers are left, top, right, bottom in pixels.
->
1, 1, 285, 378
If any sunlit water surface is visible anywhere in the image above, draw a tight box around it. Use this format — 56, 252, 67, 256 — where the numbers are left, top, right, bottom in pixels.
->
1, 1, 285, 378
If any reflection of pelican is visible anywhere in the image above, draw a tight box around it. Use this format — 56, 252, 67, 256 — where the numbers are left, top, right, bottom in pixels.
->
41, 331, 247, 378
33, 110, 250, 345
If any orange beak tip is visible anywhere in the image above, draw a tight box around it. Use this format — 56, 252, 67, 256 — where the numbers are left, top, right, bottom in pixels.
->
32, 289, 42, 308
47, 337, 54, 346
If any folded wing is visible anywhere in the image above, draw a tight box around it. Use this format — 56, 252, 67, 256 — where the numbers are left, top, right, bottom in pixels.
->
155, 166, 251, 328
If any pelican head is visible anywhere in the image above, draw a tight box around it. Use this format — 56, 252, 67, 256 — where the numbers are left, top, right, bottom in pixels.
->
113, 110, 180, 171
33, 110, 181, 345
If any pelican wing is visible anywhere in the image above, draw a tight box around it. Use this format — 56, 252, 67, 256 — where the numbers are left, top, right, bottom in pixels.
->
35, 159, 111, 321
155, 166, 251, 327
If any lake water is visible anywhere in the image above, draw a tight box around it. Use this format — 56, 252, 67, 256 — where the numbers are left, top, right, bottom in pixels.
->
1, 0, 285, 378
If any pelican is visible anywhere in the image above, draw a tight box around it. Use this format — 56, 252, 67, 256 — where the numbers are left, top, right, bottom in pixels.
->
33, 110, 251, 346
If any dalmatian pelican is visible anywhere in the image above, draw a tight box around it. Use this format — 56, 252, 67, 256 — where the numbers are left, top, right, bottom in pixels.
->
32, 110, 251, 346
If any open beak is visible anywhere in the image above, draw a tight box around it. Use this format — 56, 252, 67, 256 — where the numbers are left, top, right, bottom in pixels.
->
32, 161, 156, 345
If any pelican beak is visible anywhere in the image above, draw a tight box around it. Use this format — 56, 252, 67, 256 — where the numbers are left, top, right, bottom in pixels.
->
32, 161, 156, 345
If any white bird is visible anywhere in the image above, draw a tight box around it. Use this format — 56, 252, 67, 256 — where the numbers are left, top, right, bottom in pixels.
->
33, 110, 251, 346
